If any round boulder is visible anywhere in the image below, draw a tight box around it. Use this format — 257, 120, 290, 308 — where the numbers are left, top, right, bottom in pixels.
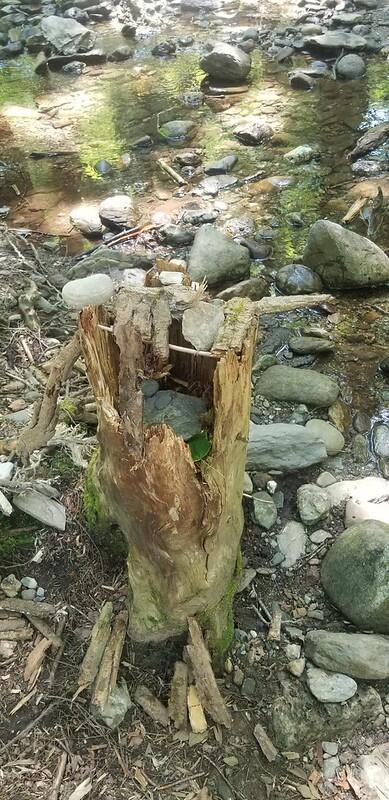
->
276, 264, 323, 295
336, 53, 365, 79
321, 520, 389, 633
200, 42, 251, 83
305, 419, 345, 455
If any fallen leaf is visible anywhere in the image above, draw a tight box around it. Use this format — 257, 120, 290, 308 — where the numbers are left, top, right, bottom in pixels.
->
68, 777, 92, 800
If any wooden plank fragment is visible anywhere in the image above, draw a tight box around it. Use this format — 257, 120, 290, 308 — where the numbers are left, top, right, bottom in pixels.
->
254, 723, 278, 763
91, 610, 128, 710
0, 627, 33, 641
187, 684, 207, 734
168, 661, 189, 730
0, 617, 27, 632
134, 685, 169, 727
185, 618, 232, 729
78, 602, 113, 688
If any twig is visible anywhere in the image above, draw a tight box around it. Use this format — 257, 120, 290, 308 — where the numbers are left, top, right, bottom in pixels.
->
48, 751, 68, 800
156, 771, 206, 791
267, 603, 282, 641
169, 343, 220, 359
251, 604, 270, 628
158, 158, 188, 186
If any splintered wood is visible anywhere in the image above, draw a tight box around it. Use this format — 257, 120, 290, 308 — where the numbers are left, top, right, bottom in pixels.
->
185, 618, 232, 730
91, 610, 128, 711
78, 601, 113, 689
168, 661, 189, 730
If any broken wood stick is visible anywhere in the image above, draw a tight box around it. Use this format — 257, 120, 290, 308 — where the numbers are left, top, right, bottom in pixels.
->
253, 723, 278, 762
134, 685, 169, 727
17, 333, 81, 460
185, 618, 232, 729
0, 598, 56, 619
168, 661, 189, 730
342, 196, 368, 225
267, 603, 282, 641
48, 616, 67, 688
48, 751, 68, 800
158, 158, 188, 186
24, 637, 51, 683
187, 684, 207, 734
257, 293, 334, 316
91, 610, 128, 710
26, 616, 62, 649
78, 601, 113, 689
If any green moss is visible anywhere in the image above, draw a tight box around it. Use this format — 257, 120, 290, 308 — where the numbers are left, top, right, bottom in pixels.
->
0, 511, 36, 565
51, 450, 80, 480
198, 550, 243, 670
59, 398, 78, 424
83, 449, 104, 530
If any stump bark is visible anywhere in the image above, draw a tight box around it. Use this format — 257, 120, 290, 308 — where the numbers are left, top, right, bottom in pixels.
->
79, 285, 258, 653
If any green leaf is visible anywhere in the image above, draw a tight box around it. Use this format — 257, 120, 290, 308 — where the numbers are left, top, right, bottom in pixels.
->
187, 432, 212, 462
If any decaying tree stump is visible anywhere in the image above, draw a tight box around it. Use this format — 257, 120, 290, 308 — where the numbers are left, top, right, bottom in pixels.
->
79, 285, 258, 654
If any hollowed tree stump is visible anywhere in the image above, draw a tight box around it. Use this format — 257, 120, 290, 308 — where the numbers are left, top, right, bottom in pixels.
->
79, 286, 258, 653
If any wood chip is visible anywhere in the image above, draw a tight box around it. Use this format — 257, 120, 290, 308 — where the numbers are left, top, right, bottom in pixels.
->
68, 777, 92, 800
253, 723, 278, 763
134, 685, 169, 727
185, 618, 232, 729
133, 766, 148, 791
26, 615, 62, 649
91, 609, 128, 710
267, 603, 282, 641
168, 661, 189, 730
187, 685, 208, 734
10, 687, 38, 716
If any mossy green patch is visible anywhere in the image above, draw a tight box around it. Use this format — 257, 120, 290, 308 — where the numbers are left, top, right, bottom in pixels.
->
83, 449, 127, 564
0, 510, 36, 566
198, 549, 243, 670
59, 398, 78, 424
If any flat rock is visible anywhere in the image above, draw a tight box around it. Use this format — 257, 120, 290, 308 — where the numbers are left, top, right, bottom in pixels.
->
253, 491, 277, 530
272, 680, 383, 749
303, 220, 389, 289
276, 264, 323, 295
307, 665, 357, 703
305, 31, 367, 52
305, 419, 344, 454
216, 276, 269, 301
159, 119, 196, 144
99, 194, 138, 231
321, 520, 389, 633
284, 145, 317, 164
62, 274, 114, 309
305, 630, 389, 679
41, 15, 95, 55
188, 224, 250, 286
326, 476, 389, 508
182, 301, 224, 351
199, 174, 238, 195
14, 490, 66, 530
200, 42, 251, 82
289, 70, 315, 90
297, 484, 331, 526
233, 117, 274, 145
143, 390, 207, 441
289, 336, 334, 355
277, 521, 307, 568
358, 744, 389, 799
247, 422, 327, 472
68, 246, 153, 279
345, 496, 389, 526
255, 365, 339, 407
204, 154, 238, 174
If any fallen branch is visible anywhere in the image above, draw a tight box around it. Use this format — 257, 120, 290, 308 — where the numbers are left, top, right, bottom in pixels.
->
17, 333, 81, 461
0, 627, 33, 641
185, 618, 232, 729
158, 158, 188, 186
253, 723, 278, 762
91, 610, 128, 710
48, 751, 68, 800
342, 196, 368, 224
134, 685, 169, 727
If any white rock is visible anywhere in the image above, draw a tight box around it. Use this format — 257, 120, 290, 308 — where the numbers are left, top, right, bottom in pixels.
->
345, 497, 389, 527
322, 741, 339, 756
159, 271, 185, 286
359, 743, 389, 799
62, 274, 114, 310
286, 643, 301, 659
122, 268, 146, 287
13, 490, 66, 531
305, 419, 345, 455
307, 665, 357, 703
0, 462, 14, 483
21, 576, 38, 589
326, 476, 389, 508
288, 657, 306, 677
310, 528, 332, 544
69, 204, 102, 236
182, 301, 224, 351
277, 521, 307, 568
0, 489, 13, 516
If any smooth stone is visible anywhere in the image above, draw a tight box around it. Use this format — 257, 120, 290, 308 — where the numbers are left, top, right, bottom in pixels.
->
99, 194, 137, 230
236, 238, 271, 260
303, 220, 389, 289
289, 337, 334, 355
310, 529, 332, 544
277, 521, 307, 568
316, 471, 336, 488
253, 491, 277, 530
323, 756, 340, 780
233, 117, 274, 145
305, 31, 367, 52
21, 576, 37, 589
326, 476, 389, 509
182, 301, 224, 351
288, 658, 306, 677
297, 484, 331, 526
283, 145, 318, 164
41, 15, 95, 55
289, 70, 315, 89
143, 390, 207, 441
352, 433, 369, 463
305, 419, 344, 455
252, 354, 278, 374
345, 496, 389, 526
0, 573, 21, 598
13, 490, 66, 530
62, 274, 114, 309
160, 225, 194, 246
255, 366, 339, 407
199, 175, 238, 195
0, 462, 14, 482
188, 225, 250, 287
158, 119, 196, 144
108, 45, 132, 62
140, 379, 159, 398
204, 154, 238, 174
323, 741, 339, 756
336, 53, 365, 79
69, 203, 102, 236
216, 276, 269, 301
247, 422, 327, 472
21, 588, 36, 600
276, 264, 323, 295
305, 630, 389, 680
272, 681, 382, 749
68, 246, 153, 279
321, 521, 389, 633
307, 665, 357, 703
200, 42, 251, 82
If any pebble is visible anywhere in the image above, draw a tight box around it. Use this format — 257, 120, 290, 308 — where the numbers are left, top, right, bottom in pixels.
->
286, 643, 301, 659
21, 588, 36, 600
9, 398, 27, 412
225, 657, 233, 674
253, 491, 278, 530
323, 755, 340, 780
322, 741, 339, 756
241, 676, 256, 696
316, 471, 336, 488
297, 484, 331, 526
233, 667, 244, 687
1, 573, 21, 598
36, 587, 45, 598
307, 665, 357, 703
21, 576, 38, 589
288, 658, 306, 677
309, 529, 332, 544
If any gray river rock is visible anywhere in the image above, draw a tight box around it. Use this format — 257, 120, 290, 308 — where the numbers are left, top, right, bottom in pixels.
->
303, 220, 389, 288
188, 224, 250, 286
255, 365, 340, 407
200, 42, 251, 82
305, 630, 389, 680
41, 16, 95, 55
247, 422, 327, 471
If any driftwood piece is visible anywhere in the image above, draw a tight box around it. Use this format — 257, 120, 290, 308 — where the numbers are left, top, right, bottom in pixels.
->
342, 196, 368, 224
134, 685, 169, 727
349, 122, 389, 161
168, 661, 189, 729
17, 333, 81, 460
91, 610, 128, 710
187, 684, 207, 734
158, 158, 188, 186
185, 618, 232, 729
256, 294, 333, 315
253, 723, 278, 762
0, 598, 56, 619
78, 601, 113, 688
267, 603, 282, 641
0, 627, 33, 641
